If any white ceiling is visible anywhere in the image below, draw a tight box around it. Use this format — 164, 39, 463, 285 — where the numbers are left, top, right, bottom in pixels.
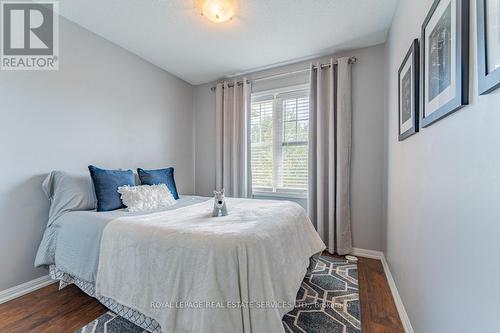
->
58, 0, 398, 85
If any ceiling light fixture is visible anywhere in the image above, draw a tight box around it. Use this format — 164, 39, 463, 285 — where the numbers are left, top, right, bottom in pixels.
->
200, 0, 235, 23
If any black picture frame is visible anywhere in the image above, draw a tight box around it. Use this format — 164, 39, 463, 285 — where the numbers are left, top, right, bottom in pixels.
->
420, 0, 469, 128
477, 0, 500, 94
398, 39, 420, 141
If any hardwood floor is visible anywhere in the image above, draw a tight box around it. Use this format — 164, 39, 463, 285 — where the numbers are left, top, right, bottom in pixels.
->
357, 257, 405, 333
0, 257, 404, 333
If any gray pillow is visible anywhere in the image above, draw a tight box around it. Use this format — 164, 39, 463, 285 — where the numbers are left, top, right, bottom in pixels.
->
42, 171, 97, 225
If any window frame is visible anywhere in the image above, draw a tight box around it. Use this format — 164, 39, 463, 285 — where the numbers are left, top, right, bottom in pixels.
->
250, 84, 310, 199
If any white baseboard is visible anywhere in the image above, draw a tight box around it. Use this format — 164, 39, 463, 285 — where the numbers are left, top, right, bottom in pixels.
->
0, 275, 56, 304
352, 247, 384, 260
380, 255, 414, 333
352, 248, 414, 333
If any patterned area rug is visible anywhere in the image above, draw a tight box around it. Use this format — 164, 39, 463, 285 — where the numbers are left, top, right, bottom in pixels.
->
75, 255, 361, 333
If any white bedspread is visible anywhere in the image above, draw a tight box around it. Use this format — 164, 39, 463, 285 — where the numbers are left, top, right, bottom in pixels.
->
95, 198, 325, 333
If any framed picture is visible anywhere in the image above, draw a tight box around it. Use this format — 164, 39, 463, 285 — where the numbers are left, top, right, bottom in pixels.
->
420, 0, 469, 128
477, 0, 500, 94
398, 39, 419, 141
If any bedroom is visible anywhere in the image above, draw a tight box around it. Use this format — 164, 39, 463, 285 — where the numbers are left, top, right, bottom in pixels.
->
0, 0, 499, 332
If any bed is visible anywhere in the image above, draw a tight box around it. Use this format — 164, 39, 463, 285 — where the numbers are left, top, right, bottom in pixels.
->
35, 172, 325, 333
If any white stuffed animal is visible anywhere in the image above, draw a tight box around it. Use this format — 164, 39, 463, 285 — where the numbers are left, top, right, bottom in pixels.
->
212, 189, 228, 217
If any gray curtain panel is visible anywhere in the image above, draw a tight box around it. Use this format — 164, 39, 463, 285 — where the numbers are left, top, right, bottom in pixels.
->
308, 57, 353, 255
215, 79, 252, 198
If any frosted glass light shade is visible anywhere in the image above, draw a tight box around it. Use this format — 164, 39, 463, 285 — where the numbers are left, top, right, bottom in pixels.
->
201, 0, 235, 23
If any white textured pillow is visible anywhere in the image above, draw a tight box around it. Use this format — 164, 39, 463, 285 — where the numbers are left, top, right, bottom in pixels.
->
117, 184, 176, 212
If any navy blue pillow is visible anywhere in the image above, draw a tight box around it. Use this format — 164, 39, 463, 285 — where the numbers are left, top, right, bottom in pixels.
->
137, 167, 179, 200
88, 165, 135, 212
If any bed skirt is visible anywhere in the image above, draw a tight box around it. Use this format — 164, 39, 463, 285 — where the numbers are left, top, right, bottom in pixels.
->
49, 265, 161, 333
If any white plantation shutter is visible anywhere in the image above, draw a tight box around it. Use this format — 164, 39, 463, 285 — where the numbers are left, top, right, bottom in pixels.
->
278, 92, 309, 190
250, 88, 309, 194
250, 97, 274, 189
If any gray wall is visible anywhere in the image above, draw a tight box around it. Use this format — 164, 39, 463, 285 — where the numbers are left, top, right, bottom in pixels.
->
0, 17, 195, 291
385, 0, 500, 332
194, 44, 386, 251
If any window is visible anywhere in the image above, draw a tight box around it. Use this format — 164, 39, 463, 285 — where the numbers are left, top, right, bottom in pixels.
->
250, 86, 309, 197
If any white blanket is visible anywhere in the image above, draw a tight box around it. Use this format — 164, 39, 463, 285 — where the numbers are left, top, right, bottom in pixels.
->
95, 198, 325, 333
